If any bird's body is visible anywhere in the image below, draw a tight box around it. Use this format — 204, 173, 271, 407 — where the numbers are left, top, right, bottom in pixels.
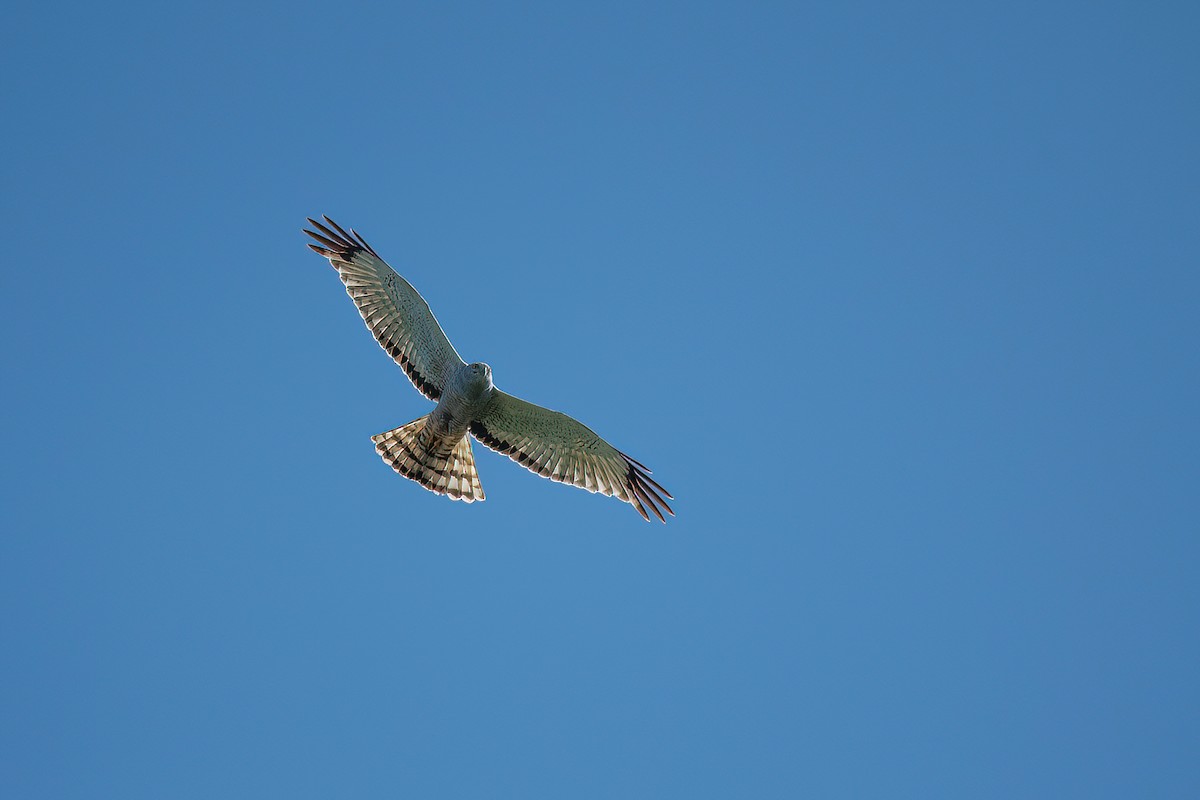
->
430, 362, 494, 443
304, 216, 673, 522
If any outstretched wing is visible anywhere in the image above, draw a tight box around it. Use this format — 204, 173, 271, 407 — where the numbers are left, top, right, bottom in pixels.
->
470, 389, 673, 522
304, 216, 463, 401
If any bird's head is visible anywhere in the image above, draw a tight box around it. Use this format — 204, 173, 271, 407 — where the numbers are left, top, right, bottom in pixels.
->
467, 362, 494, 394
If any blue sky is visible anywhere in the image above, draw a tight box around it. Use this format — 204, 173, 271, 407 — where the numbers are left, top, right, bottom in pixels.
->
2, 1, 1197, 797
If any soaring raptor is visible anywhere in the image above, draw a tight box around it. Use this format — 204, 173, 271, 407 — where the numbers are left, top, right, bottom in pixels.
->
304, 216, 673, 522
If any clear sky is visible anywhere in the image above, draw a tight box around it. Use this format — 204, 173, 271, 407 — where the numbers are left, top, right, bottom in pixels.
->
2, 1, 1197, 797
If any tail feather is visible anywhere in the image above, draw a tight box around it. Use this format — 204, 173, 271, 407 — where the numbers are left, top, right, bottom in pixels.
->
371, 416, 485, 502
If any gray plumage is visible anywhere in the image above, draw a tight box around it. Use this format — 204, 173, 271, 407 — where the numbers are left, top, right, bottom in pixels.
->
304, 216, 673, 522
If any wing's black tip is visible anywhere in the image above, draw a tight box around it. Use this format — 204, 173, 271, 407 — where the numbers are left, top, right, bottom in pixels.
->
303, 215, 381, 260
622, 453, 672, 523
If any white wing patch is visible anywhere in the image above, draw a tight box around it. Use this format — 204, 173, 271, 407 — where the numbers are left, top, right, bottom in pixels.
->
470, 389, 673, 522
305, 216, 463, 401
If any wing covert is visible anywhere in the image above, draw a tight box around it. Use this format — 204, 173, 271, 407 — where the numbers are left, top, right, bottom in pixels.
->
304, 216, 463, 400
469, 389, 673, 522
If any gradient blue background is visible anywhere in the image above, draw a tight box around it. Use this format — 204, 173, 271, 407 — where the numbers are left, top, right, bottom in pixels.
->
3, 2, 1197, 797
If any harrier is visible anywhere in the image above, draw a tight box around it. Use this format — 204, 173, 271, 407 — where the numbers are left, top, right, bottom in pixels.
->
304, 216, 673, 522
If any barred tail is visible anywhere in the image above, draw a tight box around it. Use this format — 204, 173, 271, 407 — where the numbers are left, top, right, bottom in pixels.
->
371, 417, 485, 502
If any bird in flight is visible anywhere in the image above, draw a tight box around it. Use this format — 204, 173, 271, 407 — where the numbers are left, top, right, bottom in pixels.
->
304, 216, 674, 522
